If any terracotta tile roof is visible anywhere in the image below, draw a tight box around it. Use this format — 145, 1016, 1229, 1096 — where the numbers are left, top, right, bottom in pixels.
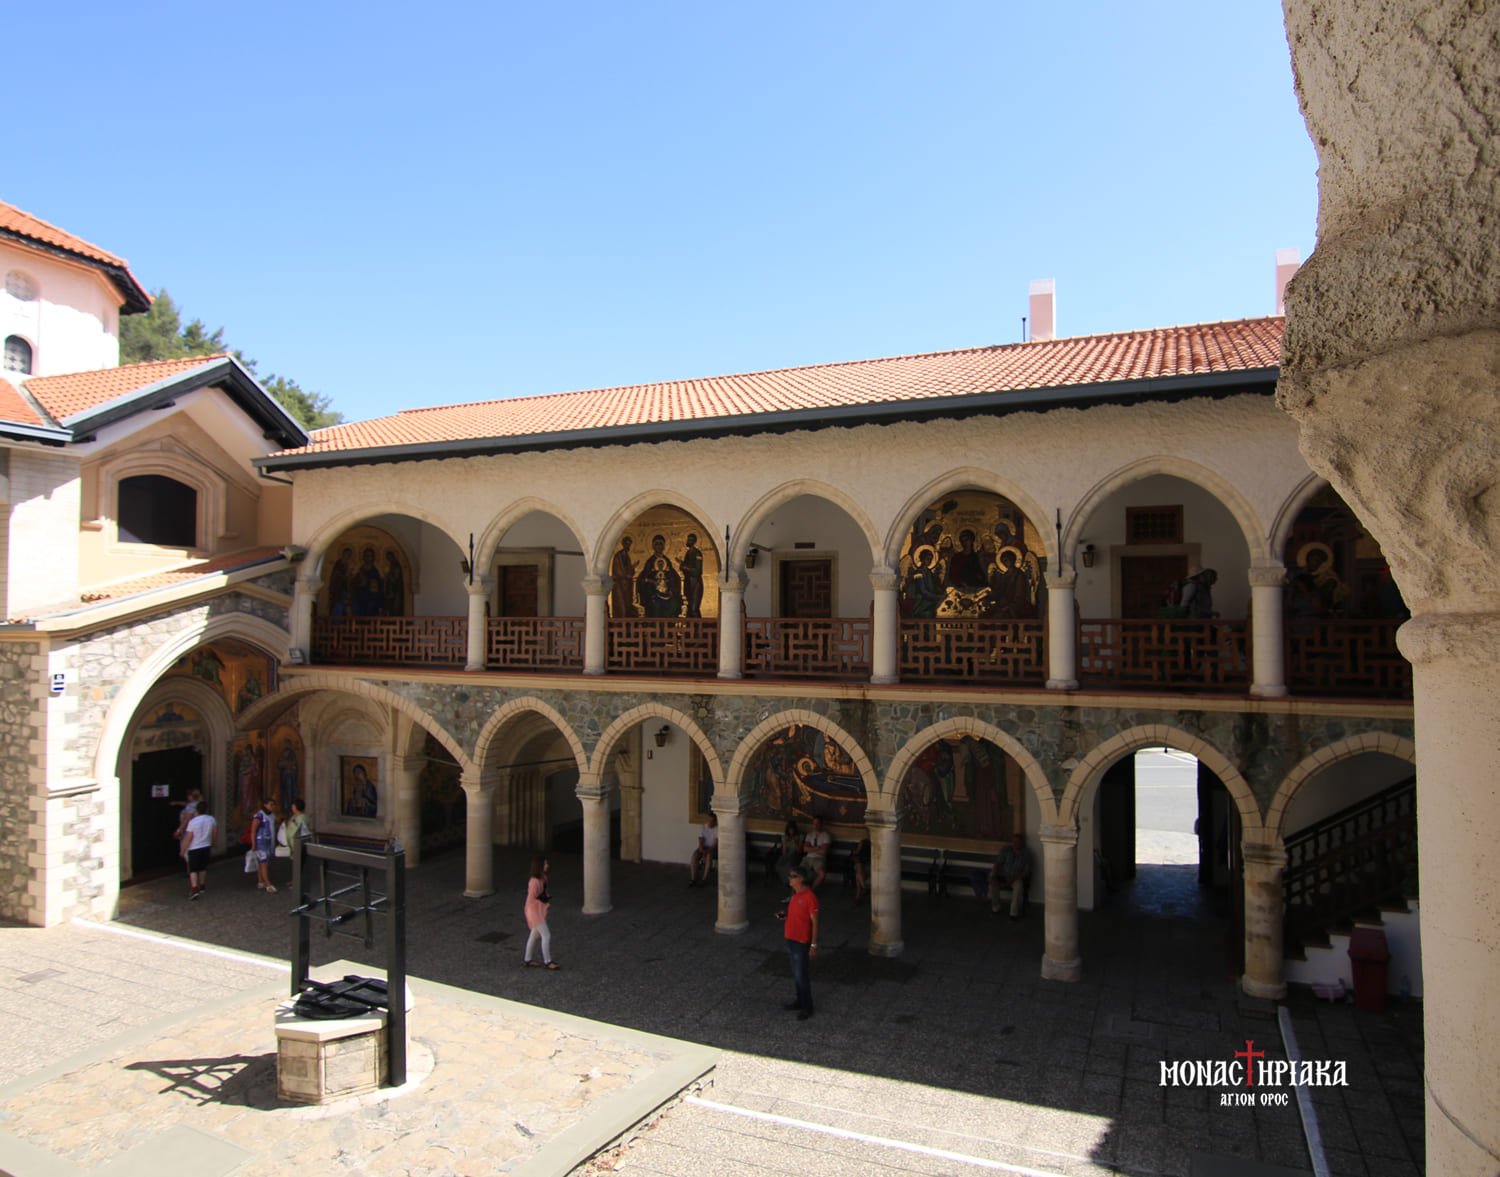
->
0, 200, 151, 310
9, 547, 285, 623
24, 355, 228, 423
293, 317, 1285, 457
0, 378, 44, 428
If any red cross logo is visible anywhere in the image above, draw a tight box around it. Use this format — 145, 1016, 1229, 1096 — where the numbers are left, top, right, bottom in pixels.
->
1234, 1039, 1266, 1087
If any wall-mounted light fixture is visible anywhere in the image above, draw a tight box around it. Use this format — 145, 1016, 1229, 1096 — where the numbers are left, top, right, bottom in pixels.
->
1080, 543, 1096, 569
744, 542, 770, 569
459, 557, 472, 577
654, 725, 671, 748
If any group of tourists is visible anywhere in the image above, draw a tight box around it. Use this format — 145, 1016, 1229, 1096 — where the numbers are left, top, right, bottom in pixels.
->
170, 790, 311, 900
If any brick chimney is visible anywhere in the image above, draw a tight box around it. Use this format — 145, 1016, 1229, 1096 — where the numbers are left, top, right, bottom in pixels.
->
1028, 279, 1056, 342
1275, 249, 1301, 315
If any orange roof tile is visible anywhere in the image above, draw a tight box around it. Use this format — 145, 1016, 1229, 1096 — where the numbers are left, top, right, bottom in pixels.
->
25, 355, 228, 423
292, 317, 1284, 457
0, 200, 151, 310
0, 378, 44, 428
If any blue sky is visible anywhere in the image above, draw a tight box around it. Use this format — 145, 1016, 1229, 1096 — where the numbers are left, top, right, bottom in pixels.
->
8, 2, 1315, 423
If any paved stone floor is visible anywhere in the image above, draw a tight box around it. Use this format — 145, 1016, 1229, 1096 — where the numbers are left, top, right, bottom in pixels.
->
0, 846, 1423, 1176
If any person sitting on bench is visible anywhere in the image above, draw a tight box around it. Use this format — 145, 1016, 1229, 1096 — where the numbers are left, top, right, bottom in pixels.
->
989, 832, 1032, 920
689, 813, 718, 886
800, 815, 832, 889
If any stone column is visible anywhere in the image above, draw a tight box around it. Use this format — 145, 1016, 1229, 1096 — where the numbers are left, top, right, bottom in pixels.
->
582, 575, 609, 676
1248, 561, 1288, 698
869, 568, 900, 685
717, 572, 746, 679
1281, 6, 1500, 1166
392, 755, 423, 869
1241, 834, 1287, 999
577, 781, 613, 915
1039, 824, 1080, 981
460, 772, 495, 898
867, 811, 903, 956
464, 576, 491, 671
616, 733, 642, 863
291, 573, 320, 663
1045, 569, 1078, 690
711, 793, 748, 934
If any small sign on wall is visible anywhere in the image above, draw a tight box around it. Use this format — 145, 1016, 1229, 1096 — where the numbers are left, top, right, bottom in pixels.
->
150, 784, 170, 799
49, 673, 66, 696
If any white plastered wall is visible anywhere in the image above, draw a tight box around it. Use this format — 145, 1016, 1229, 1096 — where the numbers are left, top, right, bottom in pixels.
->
745, 495, 876, 615
494, 511, 586, 614
0, 242, 121, 376
7, 450, 81, 616
639, 719, 699, 867
1280, 751, 1413, 836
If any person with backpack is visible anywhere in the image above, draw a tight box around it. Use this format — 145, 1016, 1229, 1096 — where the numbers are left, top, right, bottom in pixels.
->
251, 798, 279, 893
1180, 569, 1219, 619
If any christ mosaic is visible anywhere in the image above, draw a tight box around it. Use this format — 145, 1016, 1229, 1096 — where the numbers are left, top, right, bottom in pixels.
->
607, 506, 721, 619
898, 491, 1045, 620
320, 525, 413, 618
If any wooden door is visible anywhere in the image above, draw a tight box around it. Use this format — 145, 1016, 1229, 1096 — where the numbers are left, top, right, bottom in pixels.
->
1120, 554, 1188, 618
779, 559, 833, 618
499, 564, 539, 617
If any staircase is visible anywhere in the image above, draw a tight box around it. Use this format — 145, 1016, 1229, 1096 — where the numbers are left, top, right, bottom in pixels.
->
1281, 777, 1419, 995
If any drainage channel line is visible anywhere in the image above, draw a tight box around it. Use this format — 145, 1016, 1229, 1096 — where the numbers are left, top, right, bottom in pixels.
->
72, 918, 284, 971
685, 1095, 1071, 1176
1277, 1005, 1331, 1177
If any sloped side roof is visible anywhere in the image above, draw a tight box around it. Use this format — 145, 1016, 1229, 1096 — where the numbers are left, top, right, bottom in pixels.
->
24, 355, 231, 422
0, 378, 44, 428
292, 317, 1284, 458
0, 200, 152, 311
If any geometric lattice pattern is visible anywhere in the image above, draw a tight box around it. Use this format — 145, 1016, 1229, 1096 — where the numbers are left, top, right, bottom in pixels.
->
312, 617, 466, 667
486, 617, 585, 670
899, 619, 1046, 683
607, 618, 719, 674
744, 617, 871, 678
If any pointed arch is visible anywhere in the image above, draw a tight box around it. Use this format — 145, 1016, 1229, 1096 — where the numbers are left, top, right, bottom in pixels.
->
731, 480, 882, 570
724, 708, 879, 804
1265, 732, 1417, 839
303, 502, 467, 577
472, 695, 587, 783
1058, 723, 1263, 837
882, 717, 1058, 825
883, 469, 1057, 569
1267, 472, 1330, 565
474, 496, 589, 572
1064, 456, 1267, 567
590, 490, 723, 576
589, 703, 725, 791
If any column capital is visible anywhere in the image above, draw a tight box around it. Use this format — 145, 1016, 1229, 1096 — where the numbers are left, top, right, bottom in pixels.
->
390, 753, 425, 775
575, 782, 611, 803
459, 770, 494, 797
718, 571, 748, 594
582, 574, 610, 598
1248, 560, 1288, 588
1241, 837, 1288, 869
1045, 569, 1077, 591
869, 567, 900, 593
1397, 611, 1500, 669
864, 810, 900, 832
709, 792, 746, 818
1038, 823, 1078, 846
466, 574, 494, 597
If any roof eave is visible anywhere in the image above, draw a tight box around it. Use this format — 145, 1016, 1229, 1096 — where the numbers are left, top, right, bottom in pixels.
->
0, 227, 151, 313
0, 419, 72, 445
257, 365, 1280, 473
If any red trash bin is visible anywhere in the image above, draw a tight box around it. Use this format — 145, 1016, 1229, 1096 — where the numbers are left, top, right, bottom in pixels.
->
1348, 926, 1390, 1012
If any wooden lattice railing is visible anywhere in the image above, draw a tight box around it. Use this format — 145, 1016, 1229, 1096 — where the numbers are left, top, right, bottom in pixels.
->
744, 617, 871, 678
899, 619, 1046, 683
312, 616, 467, 667
485, 617, 585, 671
607, 617, 719, 674
1283, 776, 1417, 947
1286, 619, 1410, 697
1077, 618, 1249, 691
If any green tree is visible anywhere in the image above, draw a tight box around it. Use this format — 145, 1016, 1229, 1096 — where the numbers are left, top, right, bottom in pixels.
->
119, 288, 341, 431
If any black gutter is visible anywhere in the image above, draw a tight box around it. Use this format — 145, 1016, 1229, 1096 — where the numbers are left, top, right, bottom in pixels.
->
0, 229, 151, 313
257, 366, 1279, 473
0, 420, 72, 446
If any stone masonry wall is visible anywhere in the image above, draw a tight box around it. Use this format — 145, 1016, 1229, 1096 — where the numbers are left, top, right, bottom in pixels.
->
0, 640, 48, 922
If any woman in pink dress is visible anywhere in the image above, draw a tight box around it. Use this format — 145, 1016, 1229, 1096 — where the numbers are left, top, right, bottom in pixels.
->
522, 855, 559, 969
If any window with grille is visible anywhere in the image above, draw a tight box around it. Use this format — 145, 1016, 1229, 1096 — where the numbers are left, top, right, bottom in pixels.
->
3, 335, 32, 374
1125, 505, 1183, 545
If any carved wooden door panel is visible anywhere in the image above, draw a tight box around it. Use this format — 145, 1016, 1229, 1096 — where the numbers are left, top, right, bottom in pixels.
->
499, 565, 539, 617
1120, 554, 1188, 618
779, 559, 833, 618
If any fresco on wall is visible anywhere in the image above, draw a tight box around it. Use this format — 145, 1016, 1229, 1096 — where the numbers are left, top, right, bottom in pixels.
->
898, 491, 1045, 619
133, 702, 205, 753
742, 724, 866, 824
321, 525, 413, 618
340, 755, 380, 819
227, 732, 265, 838
166, 640, 277, 716
269, 725, 304, 814
897, 736, 1021, 840
1282, 486, 1407, 620
607, 506, 721, 619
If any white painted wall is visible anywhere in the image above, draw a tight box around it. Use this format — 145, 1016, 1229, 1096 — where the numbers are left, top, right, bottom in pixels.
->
1, 243, 121, 376
6, 450, 81, 616
639, 720, 699, 867
745, 494, 875, 616
496, 511, 586, 614
1281, 751, 1413, 836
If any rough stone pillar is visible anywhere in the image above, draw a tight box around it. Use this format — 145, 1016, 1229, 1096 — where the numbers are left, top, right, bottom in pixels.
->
291, 573, 320, 663
869, 568, 900, 685
460, 772, 495, 898
577, 781, 613, 915
1240, 834, 1287, 999
711, 793, 748, 934
582, 575, 609, 676
616, 733, 642, 863
392, 755, 423, 869
1039, 824, 1080, 981
867, 811, 903, 957
464, 576, 491, 671
717, 572, 746, 679
1280, 5, 1500, 1168
1045, 570, 1078, 690
1249, 561, 1288, 698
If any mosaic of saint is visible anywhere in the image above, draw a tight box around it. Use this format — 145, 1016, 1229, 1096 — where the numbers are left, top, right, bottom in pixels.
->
340, 755, 380, 819
897, 736, 1022, 841
268, 724, 304, 815
228, 732, 266, 838
321, 526, 413, 618
742, 724, 866, 824
133, 702, 204, 754
898, 492, 1044, 619
607, 506, 720, 619
166, 640, 276, 716
1282, 487, 1407, 620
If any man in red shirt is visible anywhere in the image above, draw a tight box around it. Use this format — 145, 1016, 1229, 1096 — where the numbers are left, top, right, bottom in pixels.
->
781, 867, 820, 1020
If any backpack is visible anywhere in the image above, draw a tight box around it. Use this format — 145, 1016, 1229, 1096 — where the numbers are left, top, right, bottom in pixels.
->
1159, 579, 1190, 619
